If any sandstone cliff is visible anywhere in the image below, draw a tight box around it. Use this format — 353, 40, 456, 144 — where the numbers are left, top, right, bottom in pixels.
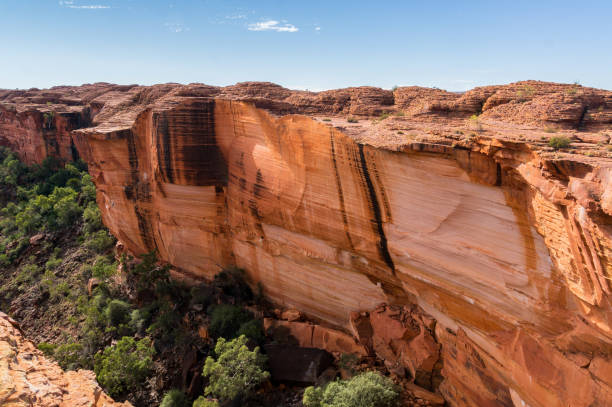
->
0, 313, 129, 407
1, 81, 611, 407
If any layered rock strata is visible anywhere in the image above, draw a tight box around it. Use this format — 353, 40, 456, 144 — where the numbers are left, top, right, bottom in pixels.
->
1, 81, 612, 407
0, 313, 129, 407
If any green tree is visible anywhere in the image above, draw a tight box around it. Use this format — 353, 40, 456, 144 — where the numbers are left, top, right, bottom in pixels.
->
160, 389, 191, 407
202, 335, 269, 401
207, 304, 253, 340
303, 371, 399, 407
94, 336, 155, 397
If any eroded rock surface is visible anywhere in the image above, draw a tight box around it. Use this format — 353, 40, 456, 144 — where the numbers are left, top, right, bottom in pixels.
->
0, 313, 129, 407
2, 81, 612, 407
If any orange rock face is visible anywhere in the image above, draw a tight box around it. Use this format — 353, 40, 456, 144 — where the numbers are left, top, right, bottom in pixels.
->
2, 81, 612, 407
0, 313, 129, 407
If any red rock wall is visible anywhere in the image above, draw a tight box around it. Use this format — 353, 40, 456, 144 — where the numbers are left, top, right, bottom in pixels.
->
3, 81, 612, 407
0, 105, 89, 164
72, 98, 612, 407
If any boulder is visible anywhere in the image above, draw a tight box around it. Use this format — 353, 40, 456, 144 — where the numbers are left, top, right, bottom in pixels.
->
264, 344, 334, 384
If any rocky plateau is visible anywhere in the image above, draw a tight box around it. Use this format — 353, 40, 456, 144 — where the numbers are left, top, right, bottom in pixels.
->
1, 80, 612, 407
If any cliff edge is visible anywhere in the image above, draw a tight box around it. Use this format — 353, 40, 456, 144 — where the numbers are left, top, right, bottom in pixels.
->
1, 80, 611, 407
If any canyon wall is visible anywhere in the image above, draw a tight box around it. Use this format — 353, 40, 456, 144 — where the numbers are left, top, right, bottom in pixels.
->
2, 81, 612, 407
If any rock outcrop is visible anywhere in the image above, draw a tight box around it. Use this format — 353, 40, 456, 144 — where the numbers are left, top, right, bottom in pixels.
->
1, 80, 612, 407
0, 313, 129, 407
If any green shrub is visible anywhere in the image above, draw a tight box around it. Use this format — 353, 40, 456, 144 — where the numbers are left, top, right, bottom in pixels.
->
236, 319, 264, 343
105, 299, 132, 327
45, 255, 62, 271
146, 300, 181, 342
160, 389, 191, 407
203, 335, 269, 401
213, 268, 252, 303
84, 230, 115, 252
94, 336, 155, 397
80, 174, 97, 203
192, 397, 219, 407
37, 342, 57, 356
50, 186, 82, 228
208, 304, 253, 340
549, 136, 571, 150
53, 342, 86, 370
303, 371, 399, 407
90, 256, 117, 279
129, 308, 150, 335
83, 202, 103, 233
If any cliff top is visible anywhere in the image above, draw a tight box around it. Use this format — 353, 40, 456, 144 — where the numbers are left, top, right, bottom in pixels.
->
1, 80, 611, 165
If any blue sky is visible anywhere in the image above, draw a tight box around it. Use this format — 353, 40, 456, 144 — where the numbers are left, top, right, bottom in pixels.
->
1, 0, 611, 91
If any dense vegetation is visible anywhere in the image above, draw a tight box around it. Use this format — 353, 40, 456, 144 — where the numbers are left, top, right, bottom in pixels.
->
303, 372, 400, 407
0, 148, 270, 406
202, 335, 270, 402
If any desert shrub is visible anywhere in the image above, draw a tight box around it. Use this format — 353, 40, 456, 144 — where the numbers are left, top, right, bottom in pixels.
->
45, 255, 62, 271
190, 283, 215, 309
236, 319, 265, 343
208, 304, 253, 340
105, 299, 132, 327
94, 336, 155, 397
37, 342, 57, 356
192, 398, 219, 407
146, 300, 181, 342
303, 371, 399, 407
42, 270, 71, 299
16, 263, 41, 286
90, 256, 117, 279
202, 335, 269, 402
213, 268, 252, 303
53, 342, 86, 370
347, 117, 358, 123
83, 202, 103, 233
549, 136, 571, 150
160, 389, 191, 407
50, 186, 81, 228
84, 230, 115, 252
129, 308, 150, 335
128, 251, 171, 295
468, 114, 482, 131
80, 174, 96, 198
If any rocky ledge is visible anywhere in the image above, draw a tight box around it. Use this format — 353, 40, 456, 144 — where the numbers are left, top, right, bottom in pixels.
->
1, 80, 611, 407
0, 313, 129, 407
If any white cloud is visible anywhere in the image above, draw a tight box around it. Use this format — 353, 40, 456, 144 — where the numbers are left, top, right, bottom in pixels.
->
315, 26, 321, 31
59, 1, 110, 9
164, 22, 190, 33
248, 20, 298, 33
225, 14, 247, 20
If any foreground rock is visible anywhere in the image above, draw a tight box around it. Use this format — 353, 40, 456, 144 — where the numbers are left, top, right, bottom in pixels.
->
1, 80, 612, 407
0, 313, 129, 407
